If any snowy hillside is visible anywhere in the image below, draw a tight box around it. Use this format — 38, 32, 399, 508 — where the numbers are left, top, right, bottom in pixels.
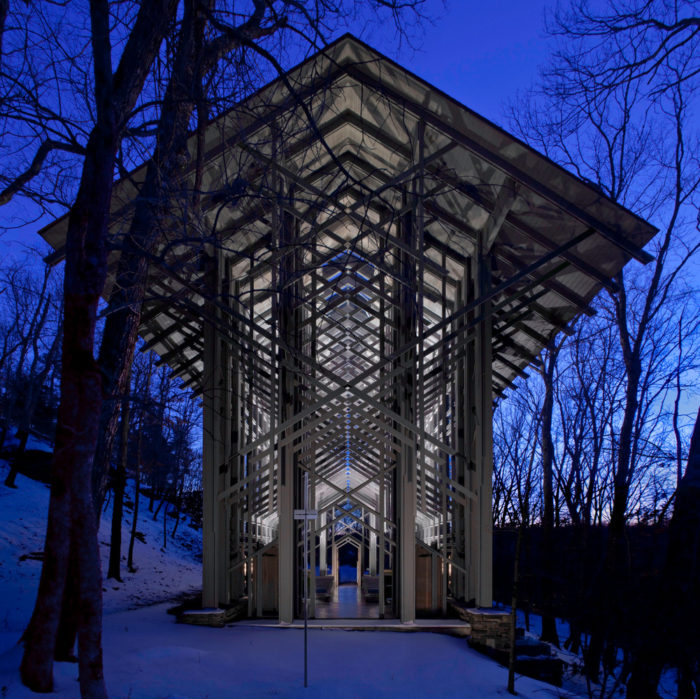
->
0, 459, 202, 656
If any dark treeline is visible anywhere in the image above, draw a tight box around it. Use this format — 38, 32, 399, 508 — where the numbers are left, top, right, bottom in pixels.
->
103, 351, 203, 581
0, 260, 62, 484
494, 526, 668, 644
492, 0, 699, 696
0, 259, 204, 597
0, 275, 204, 567
0, 257, 203, 557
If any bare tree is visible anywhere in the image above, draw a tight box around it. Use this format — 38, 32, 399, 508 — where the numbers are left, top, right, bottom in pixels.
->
0, 3, 88, 214
494, 382, 543, 695
551, 316, 622, 654
91, 0, 287, 515
549, 0, 700, 98
493, 382, 543, 529
510, 0, 699, 688
19, 2, 178, 695
538, 342, 564, 647
2, 262, 62, 487
106, 359, 133, 582
554, 317, 621, 530
127, 350, 155, 573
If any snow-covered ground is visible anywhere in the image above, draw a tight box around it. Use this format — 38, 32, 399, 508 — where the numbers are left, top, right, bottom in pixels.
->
0, 603, 576, 698
0, 459, 202, 656
1, 433, 53, 453
0, 460, 581, 698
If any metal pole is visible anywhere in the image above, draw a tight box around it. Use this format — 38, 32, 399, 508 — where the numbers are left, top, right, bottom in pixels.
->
304, 471, 309, 688
295, 471, 317, 685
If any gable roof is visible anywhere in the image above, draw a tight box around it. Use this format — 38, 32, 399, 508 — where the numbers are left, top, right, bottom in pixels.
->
39, 34, 657, 517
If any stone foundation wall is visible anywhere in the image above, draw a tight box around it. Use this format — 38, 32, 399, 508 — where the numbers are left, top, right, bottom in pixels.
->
449, 602, 511, 651
178, 599, 247, 628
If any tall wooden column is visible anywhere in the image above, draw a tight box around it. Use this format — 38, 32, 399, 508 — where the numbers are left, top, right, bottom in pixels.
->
470, 233, 493, 608
202, 247, 231, 609
378, 274, 388, 618
277, 205, 298, 623
229, 281, 244, 601
452, 268, 469, 603
319, 511, 328, 574
396, 204, 417, 623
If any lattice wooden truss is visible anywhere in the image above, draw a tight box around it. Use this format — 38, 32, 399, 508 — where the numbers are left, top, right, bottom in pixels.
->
41, 35, 656, 623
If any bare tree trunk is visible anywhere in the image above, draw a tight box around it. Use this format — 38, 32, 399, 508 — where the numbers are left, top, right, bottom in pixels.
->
20, 1, 178, 693
19, 426, 72, 690
91, 245, 152, 512
89, 0, 287, 513
127, 391, 147, 572
585, 284, 641, 681
508, 524, 524, 695
127, 466, 140, 572
171, 482, 184, 538
107, 390, 131, 581
54, 546, 78, 662
21, 123, 113, 698
539, 346, 560, 647
3, 428, 28, 487
153, 497, 165, 521
91, 0, 204, 512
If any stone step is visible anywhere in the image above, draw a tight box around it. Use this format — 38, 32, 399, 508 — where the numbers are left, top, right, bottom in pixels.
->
234, 618, 471, 637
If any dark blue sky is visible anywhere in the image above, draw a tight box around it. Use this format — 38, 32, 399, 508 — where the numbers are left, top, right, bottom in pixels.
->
384, 0, 551, 125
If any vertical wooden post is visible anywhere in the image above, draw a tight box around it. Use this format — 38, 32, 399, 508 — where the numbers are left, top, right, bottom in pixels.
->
228, 279, 243, 603
332, 540, 338, 587
277, 203, 296, 623
202, 301, 217, 608
416, 121, 426, 519
202, 246, 230, 608
472, 232, 493, 608
465, 260, 479, 604
308, 259, 318, 617
308, 461, 316, 619
277, 370, 295, 622
319, 511, 327, 575
440, 254, 449, 615
359, 508, 364, 584
452, 265, 468, 604
255, 549, 263, 618
478, 247, 494, 608
369, 513, 377, 575
378, 274, 387, 618
396, 198, 417, 624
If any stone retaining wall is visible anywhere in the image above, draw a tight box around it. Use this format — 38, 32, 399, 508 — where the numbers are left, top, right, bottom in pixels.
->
448, 601, 511, 651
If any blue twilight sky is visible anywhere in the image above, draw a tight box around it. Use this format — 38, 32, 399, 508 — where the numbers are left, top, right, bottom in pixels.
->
387, 0, 551, 125
0, 0, 553, 256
